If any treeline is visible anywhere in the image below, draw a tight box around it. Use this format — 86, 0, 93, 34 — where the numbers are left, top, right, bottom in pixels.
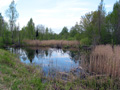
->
60, 1, 120, 45
0, 0, 120, 47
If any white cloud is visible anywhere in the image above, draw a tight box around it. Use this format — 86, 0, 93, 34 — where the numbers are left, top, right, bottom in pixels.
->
16, 17, 30, 28
55, 0, 91, 8
32, 15, 80, 33
106, 5, 113, 8
35, 9, 59, 13
52, 52, 69, 58
68, 8, 90, 11
0, 0, 19, 9
34, 1, 91, 33
35, 7, 90, 15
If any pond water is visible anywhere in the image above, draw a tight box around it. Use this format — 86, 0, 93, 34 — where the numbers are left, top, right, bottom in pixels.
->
6, 47, 81, 76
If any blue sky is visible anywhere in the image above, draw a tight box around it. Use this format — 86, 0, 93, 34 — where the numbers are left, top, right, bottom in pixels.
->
0, 0, 118, 33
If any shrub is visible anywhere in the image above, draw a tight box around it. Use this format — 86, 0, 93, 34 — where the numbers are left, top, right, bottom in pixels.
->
80, 37, 91, 45
0, 37, 4, 47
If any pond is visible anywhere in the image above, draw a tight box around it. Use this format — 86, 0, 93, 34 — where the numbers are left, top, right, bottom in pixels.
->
6, 47, 81, 76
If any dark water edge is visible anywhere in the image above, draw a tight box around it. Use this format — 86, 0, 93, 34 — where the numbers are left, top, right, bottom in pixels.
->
5, 47, 85, 77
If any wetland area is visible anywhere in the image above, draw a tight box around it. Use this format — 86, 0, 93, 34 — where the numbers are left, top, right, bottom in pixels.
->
6, 47, 83, 77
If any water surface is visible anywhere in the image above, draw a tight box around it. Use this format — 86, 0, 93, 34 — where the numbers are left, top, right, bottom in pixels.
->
7, 47, 81, 75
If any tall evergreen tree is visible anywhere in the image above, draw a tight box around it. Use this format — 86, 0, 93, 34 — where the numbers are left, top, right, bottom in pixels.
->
26, 18, 35, 39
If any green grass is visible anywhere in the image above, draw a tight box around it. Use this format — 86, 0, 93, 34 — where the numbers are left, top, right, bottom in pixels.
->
0, 49, 46, 90
45, 75, 120, 90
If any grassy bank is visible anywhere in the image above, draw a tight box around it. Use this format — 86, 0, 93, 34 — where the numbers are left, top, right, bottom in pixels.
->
0, 49, 46, 90
23, 40, 80, 48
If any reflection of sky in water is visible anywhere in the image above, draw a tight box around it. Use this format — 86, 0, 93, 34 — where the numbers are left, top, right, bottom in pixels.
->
9, 48, 80, 74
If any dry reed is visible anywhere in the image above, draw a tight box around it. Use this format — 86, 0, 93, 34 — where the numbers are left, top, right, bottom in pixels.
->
90, 45, 120, 77
23, 40, 79, 48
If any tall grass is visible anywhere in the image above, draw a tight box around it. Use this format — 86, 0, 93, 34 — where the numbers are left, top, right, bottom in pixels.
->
23, 40, 79, 48
90, 45, 120, 77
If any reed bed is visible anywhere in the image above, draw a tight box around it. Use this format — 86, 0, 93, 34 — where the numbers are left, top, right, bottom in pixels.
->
90, 45, 120, 77
23, 40, 79, 48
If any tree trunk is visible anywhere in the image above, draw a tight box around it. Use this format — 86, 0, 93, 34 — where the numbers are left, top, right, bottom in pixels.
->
11, 23, 14, 44
98, 10, 101, 44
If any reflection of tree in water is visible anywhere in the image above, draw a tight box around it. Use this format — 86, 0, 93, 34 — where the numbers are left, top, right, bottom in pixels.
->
24, 48, 46, 63
48, 49, 53, 58
37, 49, 45, 59
68, 51, 80, 63
10, 48, 20, 54
45, 50, 48, 57
62, 49, 67, 53
36, 49, 38, 55
25, 48, 35, 63
22, 57, 27, 61
12, 47, 80, 64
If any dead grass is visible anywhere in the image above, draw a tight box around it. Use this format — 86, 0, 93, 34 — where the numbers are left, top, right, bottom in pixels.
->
89, 45, 120, 77
23, 40, 79, 48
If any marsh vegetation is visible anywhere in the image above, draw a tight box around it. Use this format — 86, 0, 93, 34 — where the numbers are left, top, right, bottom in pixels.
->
1, 45, 120, 90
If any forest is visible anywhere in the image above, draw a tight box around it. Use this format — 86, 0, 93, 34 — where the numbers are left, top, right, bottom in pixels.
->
0, 0, 120, 47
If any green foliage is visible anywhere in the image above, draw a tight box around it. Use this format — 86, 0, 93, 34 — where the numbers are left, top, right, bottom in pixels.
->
60, 27, 68, 35
69, 28, 78, 37
80, 37, 91, 45
26, 18, 35, 40
59, 27, 69, 39
67, 37, 76, 41
105, 1, 120, 44
75, 33, 81, 41
3, 29, 12, 44
0, 37, 4, 47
